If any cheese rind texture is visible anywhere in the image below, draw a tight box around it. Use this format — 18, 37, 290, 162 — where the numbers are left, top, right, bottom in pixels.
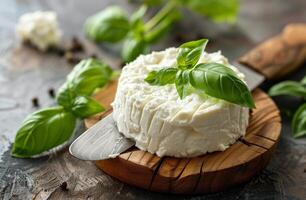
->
16, 11, 61, 51
112, 48, 249, 158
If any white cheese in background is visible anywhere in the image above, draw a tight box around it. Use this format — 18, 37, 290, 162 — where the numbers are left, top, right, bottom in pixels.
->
16, 11, 61, 51
112, 48, 249, 158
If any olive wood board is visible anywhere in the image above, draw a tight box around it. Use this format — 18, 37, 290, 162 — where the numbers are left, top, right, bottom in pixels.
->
84, 80, 281, 194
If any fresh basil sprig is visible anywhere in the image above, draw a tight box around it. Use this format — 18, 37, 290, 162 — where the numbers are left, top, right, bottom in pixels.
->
12, 59, 113, 158
269, 77, 306, 138
145, 39, 255, 108
84, 6, 130, 43
85, 0, 239, 63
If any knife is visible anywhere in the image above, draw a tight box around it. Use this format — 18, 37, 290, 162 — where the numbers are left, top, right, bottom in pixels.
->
70, 23, 306, 161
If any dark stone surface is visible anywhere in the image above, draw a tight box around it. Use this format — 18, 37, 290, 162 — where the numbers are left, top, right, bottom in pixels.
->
0, 0, 306, 199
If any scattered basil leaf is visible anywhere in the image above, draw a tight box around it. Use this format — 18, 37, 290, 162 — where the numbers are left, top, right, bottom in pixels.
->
268, 81, 306, 97
292, 103, 306, 138
301, 76, 306, 85
66, 59, 113, 95
174, 0, 239, 23
121, 35, 148, 62
177, 39, 208, 69
71, 96, 105, 118
57, 59, 113, 109
189, 63, 255, 108
85, 6, 130, 43
12, 107, 76, 158
145, 68, 178, 85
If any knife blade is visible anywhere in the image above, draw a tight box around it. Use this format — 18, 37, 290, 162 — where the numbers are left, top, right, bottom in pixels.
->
234, 62, 265, 90
69, 113, 135, 160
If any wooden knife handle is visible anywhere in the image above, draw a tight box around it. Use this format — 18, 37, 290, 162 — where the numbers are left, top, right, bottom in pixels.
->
239, 23, 306, 80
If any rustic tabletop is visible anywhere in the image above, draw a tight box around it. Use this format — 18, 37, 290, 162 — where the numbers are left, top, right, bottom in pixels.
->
1, 0, 306, 199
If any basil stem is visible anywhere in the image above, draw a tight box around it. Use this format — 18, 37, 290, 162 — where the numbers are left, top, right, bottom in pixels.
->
144, 1, 177, 31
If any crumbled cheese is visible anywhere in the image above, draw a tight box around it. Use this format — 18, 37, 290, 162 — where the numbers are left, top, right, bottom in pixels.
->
112, 48, 249, 158
16, 11, 61, 51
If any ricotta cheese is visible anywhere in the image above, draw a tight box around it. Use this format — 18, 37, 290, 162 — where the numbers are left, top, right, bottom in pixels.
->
112, 48, 249, 158
16, 11, 61, 51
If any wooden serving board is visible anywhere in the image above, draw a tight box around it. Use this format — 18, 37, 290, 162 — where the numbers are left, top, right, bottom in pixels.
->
84, 80, 281, 194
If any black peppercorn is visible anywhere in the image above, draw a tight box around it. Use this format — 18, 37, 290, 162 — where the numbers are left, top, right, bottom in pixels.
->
31, 97, 39, 107
48, 88, 55, 98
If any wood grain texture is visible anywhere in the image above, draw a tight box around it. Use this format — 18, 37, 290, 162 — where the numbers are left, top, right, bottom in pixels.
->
239, 23, 306, 80
85, 81, 281, 194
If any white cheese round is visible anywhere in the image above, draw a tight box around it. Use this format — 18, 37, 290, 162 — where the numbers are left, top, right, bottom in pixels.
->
16, 11, 61, 51
112, 48, 249, 158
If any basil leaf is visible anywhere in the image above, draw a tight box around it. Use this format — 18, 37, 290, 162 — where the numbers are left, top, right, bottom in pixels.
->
57, 59, 113, 108
301, 76, 306, 85
66, 59, 113, 95
144, 11, 180, 44
174, 0, 239, 23
145, 68, 178, 85
268, 81, 306, 97
177, 39, 208, 69
11, 107, 76, 158
175, 70, 190, 99
71, 96, 105, 118
85, 6, 130, 43
292, 103, 306, 138
189, 63, 255, 108
56, 83, 77, 110
121, 35, 148, 62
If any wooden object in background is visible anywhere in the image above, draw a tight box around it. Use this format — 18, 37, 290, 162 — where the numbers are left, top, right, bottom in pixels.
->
84, 81, 281, 194
239, 23, 306, 80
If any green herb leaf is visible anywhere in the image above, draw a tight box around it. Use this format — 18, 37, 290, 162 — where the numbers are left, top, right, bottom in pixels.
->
189, 63, 255, 108
11, 107, 76, 158
292, 103, 306, 138
175, 70, 190, 99
301, 76, 306, 85
71, 96, 105, 118
57, 59, 113, 109
268, 81, 306, 97
121, 35, 148, 62
85, 6, 130, 43
66, 59, 113, 96
177, 39, 208, 69
174, 0, 239, 23
145, 68, 178, 85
